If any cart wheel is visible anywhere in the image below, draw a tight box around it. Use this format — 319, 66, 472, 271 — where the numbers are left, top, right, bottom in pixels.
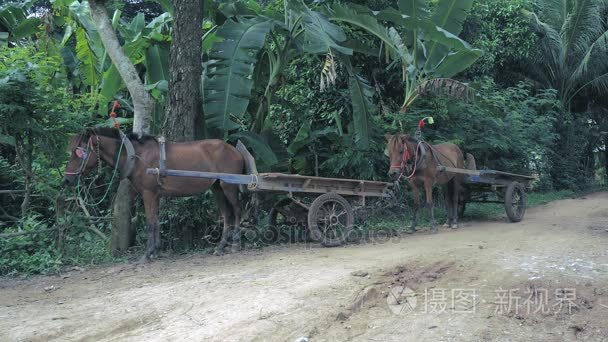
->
269, 198, 308, 242
504, 182, 526, 222
308, 193, 354, 247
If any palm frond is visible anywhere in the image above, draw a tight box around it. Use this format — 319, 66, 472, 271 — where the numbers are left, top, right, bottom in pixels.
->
538, 0, 571, 30
569, 30, 608, 86
527, 10, 563, 87
562, 0, 603, 63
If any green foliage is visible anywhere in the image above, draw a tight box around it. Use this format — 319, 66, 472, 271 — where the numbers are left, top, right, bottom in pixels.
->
0, 216, 62, 275
329, 0, 482, 112
203, 17, 275, 133
0, 2, 41, 46
384, 78, 560, 181
0, 44, 102, 275
461, 0, 537, 82
0, 45, 89, 156
528, 0, 608, 111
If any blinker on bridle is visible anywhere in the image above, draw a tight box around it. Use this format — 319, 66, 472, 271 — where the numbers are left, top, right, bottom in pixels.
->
65, 136, 95, 176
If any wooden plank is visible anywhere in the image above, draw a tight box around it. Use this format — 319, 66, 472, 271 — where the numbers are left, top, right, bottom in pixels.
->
146, 169, 393, 197
146, 169, 259, 185
438, 166, 536, 180
251, 181, 392, 198
483, 169, 536, 180
437, 166, 481, 176
259, 173, 390, 186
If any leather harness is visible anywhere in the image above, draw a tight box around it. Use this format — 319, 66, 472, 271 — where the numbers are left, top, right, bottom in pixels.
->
118, 130, 136, 179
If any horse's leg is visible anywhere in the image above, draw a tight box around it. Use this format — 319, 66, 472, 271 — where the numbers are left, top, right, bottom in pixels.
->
221, 182, 241, 253
423, 180, 436, 233
142, 191, 159, 262
408, 183, 420, 233
211, 183, 232, 256
444, 181, 454, 228
451, 178, 461, 229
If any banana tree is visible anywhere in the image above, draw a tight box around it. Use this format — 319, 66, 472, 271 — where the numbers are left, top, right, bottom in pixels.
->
0, 3, 42, 46
203, 0, 377, 155
203, 0, 382, 159
328, 1, 483, 113
53, 1, 171, 122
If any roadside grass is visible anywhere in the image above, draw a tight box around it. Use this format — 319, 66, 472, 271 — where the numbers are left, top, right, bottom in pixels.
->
463, 189, 576, 221
357, 189, 579, 235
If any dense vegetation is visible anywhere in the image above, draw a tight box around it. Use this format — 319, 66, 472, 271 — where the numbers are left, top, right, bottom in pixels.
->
1, 0, 607, 275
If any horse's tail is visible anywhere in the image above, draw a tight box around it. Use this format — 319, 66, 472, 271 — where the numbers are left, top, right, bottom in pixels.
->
465, 153, 477, 171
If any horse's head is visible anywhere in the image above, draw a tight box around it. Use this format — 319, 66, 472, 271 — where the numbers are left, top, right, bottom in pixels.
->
386, 134, 418, 181
63, 130, 99, 186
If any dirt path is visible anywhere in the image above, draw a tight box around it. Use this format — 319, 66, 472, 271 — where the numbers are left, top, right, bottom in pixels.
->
2, 193, 608, 341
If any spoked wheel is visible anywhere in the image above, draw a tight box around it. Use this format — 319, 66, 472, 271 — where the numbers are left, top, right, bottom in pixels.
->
268, 198, 308, 242
308, 193, 354, 247
504, 181, 526, 222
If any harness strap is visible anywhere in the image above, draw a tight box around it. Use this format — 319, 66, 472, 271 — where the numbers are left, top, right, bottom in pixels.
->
392, 140, 427, 180
158, 136, 167, 171
118, 130, 136, 179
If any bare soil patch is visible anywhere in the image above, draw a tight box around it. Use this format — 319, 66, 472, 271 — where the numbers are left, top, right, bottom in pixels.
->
2, 193, 608, 341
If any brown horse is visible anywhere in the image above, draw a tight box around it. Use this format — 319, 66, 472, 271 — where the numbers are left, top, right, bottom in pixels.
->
386, 134, 467, 232
63, 127, 245, 261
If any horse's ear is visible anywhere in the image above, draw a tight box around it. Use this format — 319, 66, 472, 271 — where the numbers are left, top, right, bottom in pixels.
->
385, 134, 394, 141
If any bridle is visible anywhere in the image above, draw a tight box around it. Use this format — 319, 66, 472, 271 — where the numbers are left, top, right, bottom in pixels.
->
391, 140, 423, 180
65, 135, 101, 177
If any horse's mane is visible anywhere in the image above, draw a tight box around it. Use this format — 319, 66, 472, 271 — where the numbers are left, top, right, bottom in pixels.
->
67, 127, 157, 151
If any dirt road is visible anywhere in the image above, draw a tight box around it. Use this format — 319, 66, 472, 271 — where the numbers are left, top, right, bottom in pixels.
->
2, 193, 608, 341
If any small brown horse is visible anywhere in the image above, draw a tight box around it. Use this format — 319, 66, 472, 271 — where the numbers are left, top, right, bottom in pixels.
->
386, 134, 467, 232
63, 127, 245, 261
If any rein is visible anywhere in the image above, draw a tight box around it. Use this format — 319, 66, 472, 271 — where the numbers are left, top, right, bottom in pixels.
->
66, 130, 135, 207
392, 140, 423, 180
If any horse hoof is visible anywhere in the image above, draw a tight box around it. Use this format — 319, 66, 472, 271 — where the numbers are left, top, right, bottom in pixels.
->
231, 245, 241, 253
450, 224, 459, 229
404, 229, 415, 235
213, 248, 224, 256
138, 255, 152, 264
442, 223, 449, 228
430, 228, 439, 234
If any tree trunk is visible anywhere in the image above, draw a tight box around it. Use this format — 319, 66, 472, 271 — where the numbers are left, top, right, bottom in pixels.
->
110, 179, 136, 255
163, 0, 204, 248
164, 0, 203, 141
89, 0, 154, 252
89, 0, 154, 136
14, 132, 33, 220
604, 135, 608, 184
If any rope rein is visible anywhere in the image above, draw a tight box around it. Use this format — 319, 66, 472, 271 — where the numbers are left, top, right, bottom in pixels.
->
76, 134, 126, 207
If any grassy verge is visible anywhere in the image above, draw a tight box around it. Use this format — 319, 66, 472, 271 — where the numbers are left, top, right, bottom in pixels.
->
464, 189, 576, 221
358, 189, 581, 234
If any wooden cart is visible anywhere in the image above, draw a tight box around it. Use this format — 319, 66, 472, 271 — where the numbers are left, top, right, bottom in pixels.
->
147, 142, 392, 247
438, 166, 536, 222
